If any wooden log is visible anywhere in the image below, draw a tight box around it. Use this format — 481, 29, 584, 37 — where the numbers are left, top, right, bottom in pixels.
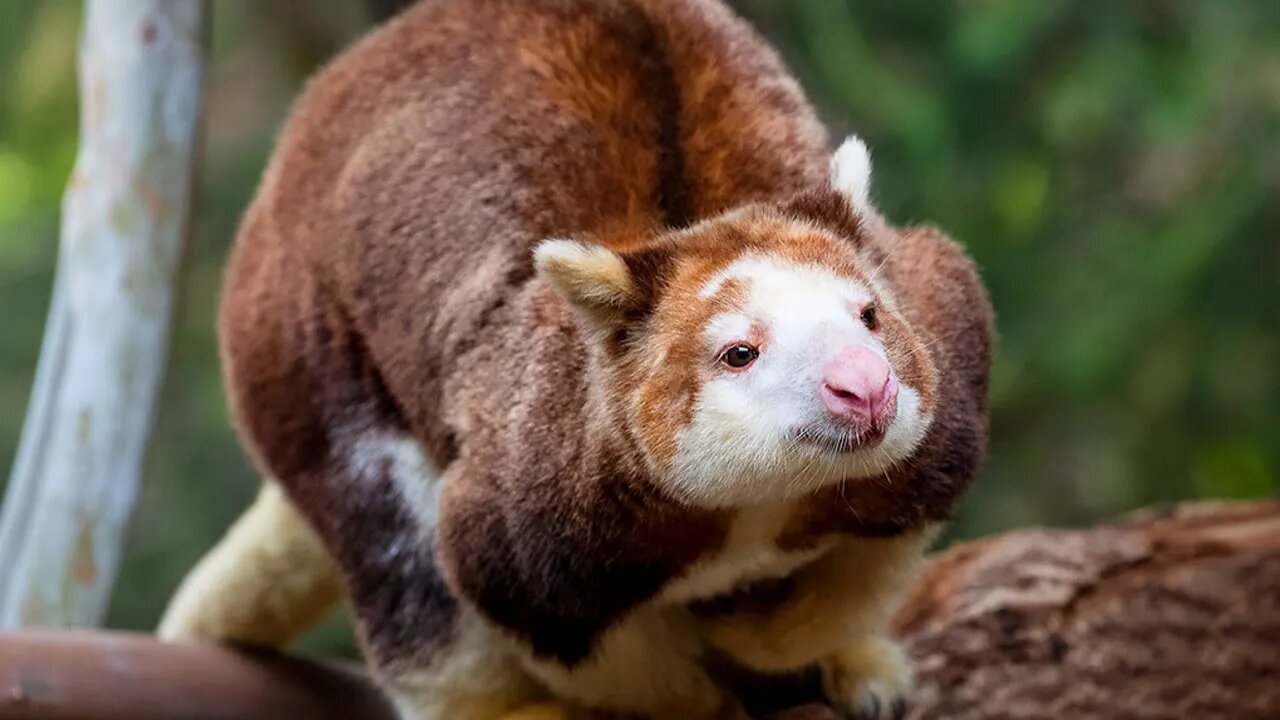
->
1, 501, 1277, 719
0, 631, 393, 720
0, 0, 207, 628
897, 499, 1280, 719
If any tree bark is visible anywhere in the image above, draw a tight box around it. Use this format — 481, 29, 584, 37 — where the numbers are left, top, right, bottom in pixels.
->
2, 501, 1277, 719
0, 1, 207, 628
895, 500, 1280, 720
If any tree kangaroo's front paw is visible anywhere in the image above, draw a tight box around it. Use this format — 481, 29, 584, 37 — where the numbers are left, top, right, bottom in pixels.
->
819, 637, 913, 720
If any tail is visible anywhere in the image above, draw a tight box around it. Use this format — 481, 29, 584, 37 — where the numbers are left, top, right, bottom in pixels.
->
158, 482, 345, 648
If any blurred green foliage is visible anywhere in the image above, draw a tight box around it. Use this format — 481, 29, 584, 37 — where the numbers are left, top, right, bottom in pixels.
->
0, 1, 1276, 656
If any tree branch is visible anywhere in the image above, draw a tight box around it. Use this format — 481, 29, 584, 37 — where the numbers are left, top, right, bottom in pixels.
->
0, 631, 392, 720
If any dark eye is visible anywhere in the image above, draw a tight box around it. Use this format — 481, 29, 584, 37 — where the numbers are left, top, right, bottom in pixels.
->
860, 304, 878, 331
720, 344, 759, 369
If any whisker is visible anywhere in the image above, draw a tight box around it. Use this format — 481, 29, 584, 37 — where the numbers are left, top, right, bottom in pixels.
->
915, 328, 969, 354
865, 235, 904, 289
839, 480, 863, 524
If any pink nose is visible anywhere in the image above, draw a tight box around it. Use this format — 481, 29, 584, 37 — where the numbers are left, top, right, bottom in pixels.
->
821, 345, 898, 425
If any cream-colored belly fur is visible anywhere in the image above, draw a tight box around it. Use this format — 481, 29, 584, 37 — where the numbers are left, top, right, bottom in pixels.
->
659, 503, 834, 605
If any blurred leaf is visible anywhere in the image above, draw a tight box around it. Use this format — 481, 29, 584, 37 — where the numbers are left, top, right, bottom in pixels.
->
1193, 441, 1273, 500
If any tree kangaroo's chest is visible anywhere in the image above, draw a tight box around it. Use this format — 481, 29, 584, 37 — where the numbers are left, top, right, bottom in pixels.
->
659, 504, 836, 605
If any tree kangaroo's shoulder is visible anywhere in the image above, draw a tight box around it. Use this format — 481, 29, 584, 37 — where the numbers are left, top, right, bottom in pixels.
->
886, 225, 994, 342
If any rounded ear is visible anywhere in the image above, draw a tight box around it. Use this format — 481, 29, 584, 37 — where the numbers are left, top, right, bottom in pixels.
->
534, 239, 635, 328
829, 135, 874, 215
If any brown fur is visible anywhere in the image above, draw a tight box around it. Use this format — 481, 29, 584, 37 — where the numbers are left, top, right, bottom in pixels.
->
211, 0, 993, 712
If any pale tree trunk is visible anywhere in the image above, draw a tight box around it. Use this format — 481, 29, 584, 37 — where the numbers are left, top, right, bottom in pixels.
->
0, 0, 207, 628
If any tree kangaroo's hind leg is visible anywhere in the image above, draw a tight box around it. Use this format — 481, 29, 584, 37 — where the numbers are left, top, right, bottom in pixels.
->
158, 481, 345, 646
334, 434, 550, 720
162, 434, 554, 720
206, 243, 551, 720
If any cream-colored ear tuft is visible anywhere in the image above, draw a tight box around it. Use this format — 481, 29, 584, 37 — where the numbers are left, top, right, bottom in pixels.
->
830, 135, 873, 212
533, 239, 634, 322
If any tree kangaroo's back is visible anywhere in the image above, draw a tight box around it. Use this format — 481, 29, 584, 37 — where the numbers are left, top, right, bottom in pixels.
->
161, 1, 994, 718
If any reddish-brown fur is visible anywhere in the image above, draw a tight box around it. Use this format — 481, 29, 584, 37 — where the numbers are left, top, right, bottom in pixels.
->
217, 0, 992, 687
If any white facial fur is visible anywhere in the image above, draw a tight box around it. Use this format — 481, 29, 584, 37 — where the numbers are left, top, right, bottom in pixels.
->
664, 134, 931, 506
668, 254, 931, 507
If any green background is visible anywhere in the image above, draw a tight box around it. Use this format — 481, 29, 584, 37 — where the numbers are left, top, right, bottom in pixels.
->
1, 1, 1276, 655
